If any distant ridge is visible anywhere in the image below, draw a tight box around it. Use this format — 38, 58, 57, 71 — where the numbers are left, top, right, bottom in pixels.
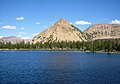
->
84, 24, 120, 40
0, 36, 31, 44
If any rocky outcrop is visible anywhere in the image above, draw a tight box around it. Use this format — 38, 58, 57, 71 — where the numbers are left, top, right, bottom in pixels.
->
84, 24, 120, 40
32, 18, 87, 44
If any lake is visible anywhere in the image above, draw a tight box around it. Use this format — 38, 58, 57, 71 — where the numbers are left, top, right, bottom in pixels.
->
0, 50, 120, 84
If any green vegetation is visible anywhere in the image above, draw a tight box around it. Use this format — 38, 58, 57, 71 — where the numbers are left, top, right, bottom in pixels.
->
0, 39, 120, 52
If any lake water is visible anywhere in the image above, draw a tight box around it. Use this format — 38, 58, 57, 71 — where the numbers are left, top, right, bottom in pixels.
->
0, 50, 120, 84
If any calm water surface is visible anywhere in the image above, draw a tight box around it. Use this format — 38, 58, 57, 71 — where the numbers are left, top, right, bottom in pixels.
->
0, 50, 120, 84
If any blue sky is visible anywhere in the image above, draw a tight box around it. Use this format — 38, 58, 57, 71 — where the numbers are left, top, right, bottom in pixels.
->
0, 0, 120, 39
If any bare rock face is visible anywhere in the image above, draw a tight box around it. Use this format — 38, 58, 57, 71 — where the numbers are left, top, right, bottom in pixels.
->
84, 24, 120, 40
32, 18, 87, 44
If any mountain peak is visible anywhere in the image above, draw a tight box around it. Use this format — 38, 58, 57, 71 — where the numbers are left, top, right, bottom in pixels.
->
54, 18, 71, 26
32, 18, 87, 44
59, 18, 65, 20
58, 18, 68, 22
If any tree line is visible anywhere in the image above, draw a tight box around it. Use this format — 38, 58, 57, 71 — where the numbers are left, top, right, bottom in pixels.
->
0, 39, 120, 52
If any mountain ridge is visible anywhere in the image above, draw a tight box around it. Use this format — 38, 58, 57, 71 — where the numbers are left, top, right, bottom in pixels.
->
32, 18, 120, 43
1, 18, 120, 44
0, 36, 31, 44
84, 24, 120, 40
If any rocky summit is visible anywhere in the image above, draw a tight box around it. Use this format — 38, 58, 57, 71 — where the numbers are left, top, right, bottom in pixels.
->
32, 18, 87, 44
84, 24, 120, 40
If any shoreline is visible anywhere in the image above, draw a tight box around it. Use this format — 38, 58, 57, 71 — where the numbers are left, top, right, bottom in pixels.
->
0, 49, 119, 54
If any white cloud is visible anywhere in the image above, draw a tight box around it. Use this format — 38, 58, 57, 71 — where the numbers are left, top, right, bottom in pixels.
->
102, 18, 109, 21
16, 17, 24, 21
20, 27, 25, 30
36, 22, 40, 24
2, 25, 16, 29
17, 32, 30, 39
70, 22, 73, 25
0, 36, 3, 38
17, 32, 27, 37
44, 26, 48, 29
32, 33, 39, 36
50, 22, 54, 25
18, 32, 27, 35
20, 37, 31, 39
111, 20, 120, 24
17, 35, 21, 37
50, 22, 53, 24
75, 20, 91, 25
